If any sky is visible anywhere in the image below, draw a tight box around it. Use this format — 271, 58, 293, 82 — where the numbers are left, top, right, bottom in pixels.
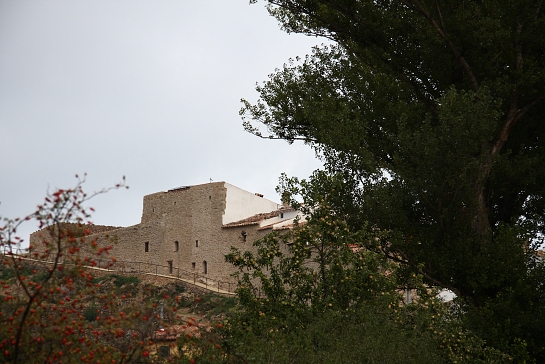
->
0, 0, 326, 246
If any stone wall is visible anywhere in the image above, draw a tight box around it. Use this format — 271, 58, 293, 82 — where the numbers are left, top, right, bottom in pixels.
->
30, 182, 283, 284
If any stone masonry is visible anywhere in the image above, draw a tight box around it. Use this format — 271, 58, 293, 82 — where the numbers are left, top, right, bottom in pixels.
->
30, 182, 301, 284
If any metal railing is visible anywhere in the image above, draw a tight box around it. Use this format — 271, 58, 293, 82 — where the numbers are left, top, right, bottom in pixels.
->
0, 246, 26, 256
0, 248, 237, 295
92, 258, 237, 294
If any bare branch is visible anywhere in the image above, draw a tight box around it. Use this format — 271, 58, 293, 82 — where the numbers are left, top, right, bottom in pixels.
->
434, 0, 446, 33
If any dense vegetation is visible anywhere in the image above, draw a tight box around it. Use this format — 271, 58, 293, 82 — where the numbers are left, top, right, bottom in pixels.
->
3, 1, 545, 362
238, 0, 545, 361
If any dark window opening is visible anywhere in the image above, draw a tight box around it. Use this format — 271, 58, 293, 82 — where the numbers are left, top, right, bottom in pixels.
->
192, 262, 196, 270
280, 213, 284, 218
145, 242, 149, 252
209, 196, 211, 200
174, 241, 179, 252
195, 240, 199, 248
203, 261, 208, 274
168, 260, 173, 274
158, 346, 170, 358
241, 231, 247, 242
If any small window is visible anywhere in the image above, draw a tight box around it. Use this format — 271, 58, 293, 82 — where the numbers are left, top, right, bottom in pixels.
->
241, 231, 247, 242
203, 261, 208, 274
209, 196, 211, 200
174, 241, 179, 252
145, 242, 149, 252
192, 262, 196, 270
168, 260, 173, 274
195, 240, 199, 248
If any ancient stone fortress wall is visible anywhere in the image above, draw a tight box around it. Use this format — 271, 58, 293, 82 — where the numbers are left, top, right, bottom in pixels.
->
30, 182, 294, 283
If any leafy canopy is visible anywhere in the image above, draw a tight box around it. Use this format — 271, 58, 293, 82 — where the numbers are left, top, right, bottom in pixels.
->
242, 0, 545, 361
222, 176, 509, 363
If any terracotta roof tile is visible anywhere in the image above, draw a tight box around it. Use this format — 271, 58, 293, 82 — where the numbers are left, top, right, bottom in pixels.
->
257, 220, 305, 231
152, 324, 200, 341
222, 210, 280, 228
278, 206, 296, 213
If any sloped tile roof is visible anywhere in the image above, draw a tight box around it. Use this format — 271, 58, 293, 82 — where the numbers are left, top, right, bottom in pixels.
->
222, 210, 279, 228
152, 324, 200, 341
258, 220, 305, 231
278, 206, 296, 213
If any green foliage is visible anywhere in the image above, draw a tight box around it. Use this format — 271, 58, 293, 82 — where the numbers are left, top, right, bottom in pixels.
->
111, 274, 140, 287
207, 296, 237, 317
90, 274, 140, 287
226, 207, 397, 321
220, 203, 510, 363
0, 265, 35, 283
0, 265, 16, 281
220, 304, 509, 364
174, 284, 185, 294
242, 1, 545, 361
178, 297, 192, 308
82, 303, 99, 322
223, 309, 445, 364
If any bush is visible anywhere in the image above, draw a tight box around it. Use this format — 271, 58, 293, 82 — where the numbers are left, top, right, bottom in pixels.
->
0, 176, 163, 363
111, 274, 140, 287
83, 303, 99, 322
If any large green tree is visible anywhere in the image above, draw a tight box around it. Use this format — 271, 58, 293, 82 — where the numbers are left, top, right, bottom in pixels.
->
242, 0, 545, 361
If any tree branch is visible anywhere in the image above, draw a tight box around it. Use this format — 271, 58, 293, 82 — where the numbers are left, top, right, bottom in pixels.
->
403, 0, 479, 91
491, 95, 545, 160
380, 246, 464, 300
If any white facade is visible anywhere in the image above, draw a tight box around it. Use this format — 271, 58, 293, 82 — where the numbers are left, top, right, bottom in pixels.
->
222, 183, 280, 225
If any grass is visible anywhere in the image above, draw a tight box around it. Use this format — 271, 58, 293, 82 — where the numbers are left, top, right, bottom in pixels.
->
90, 274, 140, 287
195, 293, 238, 316
0, 266, 16, 281
0, 264, 36, 282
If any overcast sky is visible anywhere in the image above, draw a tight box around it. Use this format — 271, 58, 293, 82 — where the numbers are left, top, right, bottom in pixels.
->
0, 0, 326, 245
